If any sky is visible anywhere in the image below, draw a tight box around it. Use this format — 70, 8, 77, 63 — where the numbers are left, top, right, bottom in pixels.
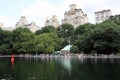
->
0, 0, 120, 28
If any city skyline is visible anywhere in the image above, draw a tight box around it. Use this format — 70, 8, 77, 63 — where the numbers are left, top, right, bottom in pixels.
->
0, 0, 120, 28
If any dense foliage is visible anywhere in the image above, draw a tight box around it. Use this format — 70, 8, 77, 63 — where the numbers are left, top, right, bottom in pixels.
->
71, 21, 120, 54
35, 25, 57, 35
57, 23, 74, 46
0, 27, 62, 54
107, 14, 120, 25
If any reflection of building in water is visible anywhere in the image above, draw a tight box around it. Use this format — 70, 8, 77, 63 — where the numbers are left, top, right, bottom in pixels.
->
59, 57, 71, 73
62, 4, 88, 28
45, 15, 60, 28
15, 16, 39, 32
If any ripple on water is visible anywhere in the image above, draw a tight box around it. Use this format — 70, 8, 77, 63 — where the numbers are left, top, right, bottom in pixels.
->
1, 79, 6, 80
41, 77, 44, 80
1, 73, 13, 80
27, 76, 36, 80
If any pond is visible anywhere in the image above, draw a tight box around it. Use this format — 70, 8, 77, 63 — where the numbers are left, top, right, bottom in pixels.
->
0, 57, 120, 80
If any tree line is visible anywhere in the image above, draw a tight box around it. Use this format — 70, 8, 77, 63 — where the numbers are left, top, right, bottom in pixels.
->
0, 14, 120, 55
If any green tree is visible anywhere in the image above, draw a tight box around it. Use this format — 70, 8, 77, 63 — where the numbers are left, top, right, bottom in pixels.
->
35, 34, 55, 54
0, 28, 13, 54
58, 23, 74, 38
73, 21, 120, 54
12, 27, 31, 43
58, 23, 74, 46
0, 44, 11, 54
74, 23, 95, 39
0, 28, 5, 45
70, 45, 79, 54
107, 14, 120, 25
75, 32, 94, 54
34, 33, 62, 54
12, 27, 34, 54
35, 25, 57, 35
47, 33, 62, 51
72, 23, 95, 54
93, 22, 120, 54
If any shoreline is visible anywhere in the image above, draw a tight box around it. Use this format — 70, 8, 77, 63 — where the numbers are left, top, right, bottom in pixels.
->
0, 54, 120, 58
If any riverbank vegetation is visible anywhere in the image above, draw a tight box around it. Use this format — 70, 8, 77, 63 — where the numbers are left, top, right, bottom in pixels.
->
0, 15, 120, 55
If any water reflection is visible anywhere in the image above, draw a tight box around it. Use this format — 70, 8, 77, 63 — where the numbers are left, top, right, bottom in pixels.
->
0, 57, 120, 80
11, 60, 14, 69
58, 57, 71, 73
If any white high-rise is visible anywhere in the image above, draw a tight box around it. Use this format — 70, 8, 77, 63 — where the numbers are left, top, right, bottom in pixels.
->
0, 22, 4, 28
45, 15, 60, 28
15, 16, 28, 27
95, 9, 112, 23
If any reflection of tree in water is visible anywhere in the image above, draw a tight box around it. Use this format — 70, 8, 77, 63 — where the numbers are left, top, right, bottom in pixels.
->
1, 57, 120, 80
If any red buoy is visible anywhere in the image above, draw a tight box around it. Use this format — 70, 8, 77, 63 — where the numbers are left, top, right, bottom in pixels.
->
11, 54, 14, 62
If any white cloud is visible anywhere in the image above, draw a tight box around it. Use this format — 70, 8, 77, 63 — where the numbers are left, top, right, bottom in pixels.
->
21, 0, 63, 27
21, 1, 55, 17
63, 0, 104, 8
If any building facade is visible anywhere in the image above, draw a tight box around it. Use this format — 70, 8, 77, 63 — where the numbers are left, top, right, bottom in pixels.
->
0, 22, 4, 28
15, 16, 39, 32
45, 15, 60, 28
62, 4, 88, 28
23, 22, 39, 32
15, 16, 28, 27
0, 22, 15, 31
95, 9, 112, 23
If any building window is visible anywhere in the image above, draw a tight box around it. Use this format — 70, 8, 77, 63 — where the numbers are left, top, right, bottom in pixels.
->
53, 20, 55, 22
47, 20, 49, 23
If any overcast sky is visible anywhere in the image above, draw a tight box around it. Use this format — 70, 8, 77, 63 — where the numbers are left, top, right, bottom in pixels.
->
0, 0, 120, 28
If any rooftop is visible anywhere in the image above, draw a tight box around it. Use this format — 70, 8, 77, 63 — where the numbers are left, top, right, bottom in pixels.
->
61, 45, 72, 51
95, 9, 111, 14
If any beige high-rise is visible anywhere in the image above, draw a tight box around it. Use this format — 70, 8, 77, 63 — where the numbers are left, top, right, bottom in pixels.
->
15, 16, 39, 32
45, 15, 60, 28
62, 4, 88, 28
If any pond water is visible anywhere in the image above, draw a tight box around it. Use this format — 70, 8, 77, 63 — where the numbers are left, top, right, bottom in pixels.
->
0, 57, 120, 80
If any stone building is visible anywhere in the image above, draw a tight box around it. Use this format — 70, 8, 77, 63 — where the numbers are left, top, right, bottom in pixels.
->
15, 16, 39, 32
95, 9, 112, 23
45, 15, 60, 28
0, 22, 4, 28
62, 4, 88, 28
15, 16, 28, 27
23, 22, 39, 32
0, 22, 14, 31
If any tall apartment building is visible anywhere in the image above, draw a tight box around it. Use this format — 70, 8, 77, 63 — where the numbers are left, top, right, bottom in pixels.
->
15, 16, 28, 27
62, 4, 88, 28
23, 22, 39, 32
0, 22, 4, 28
15, 16, 39, 32
45, 15, 60, 28
95, 9, 112, 23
